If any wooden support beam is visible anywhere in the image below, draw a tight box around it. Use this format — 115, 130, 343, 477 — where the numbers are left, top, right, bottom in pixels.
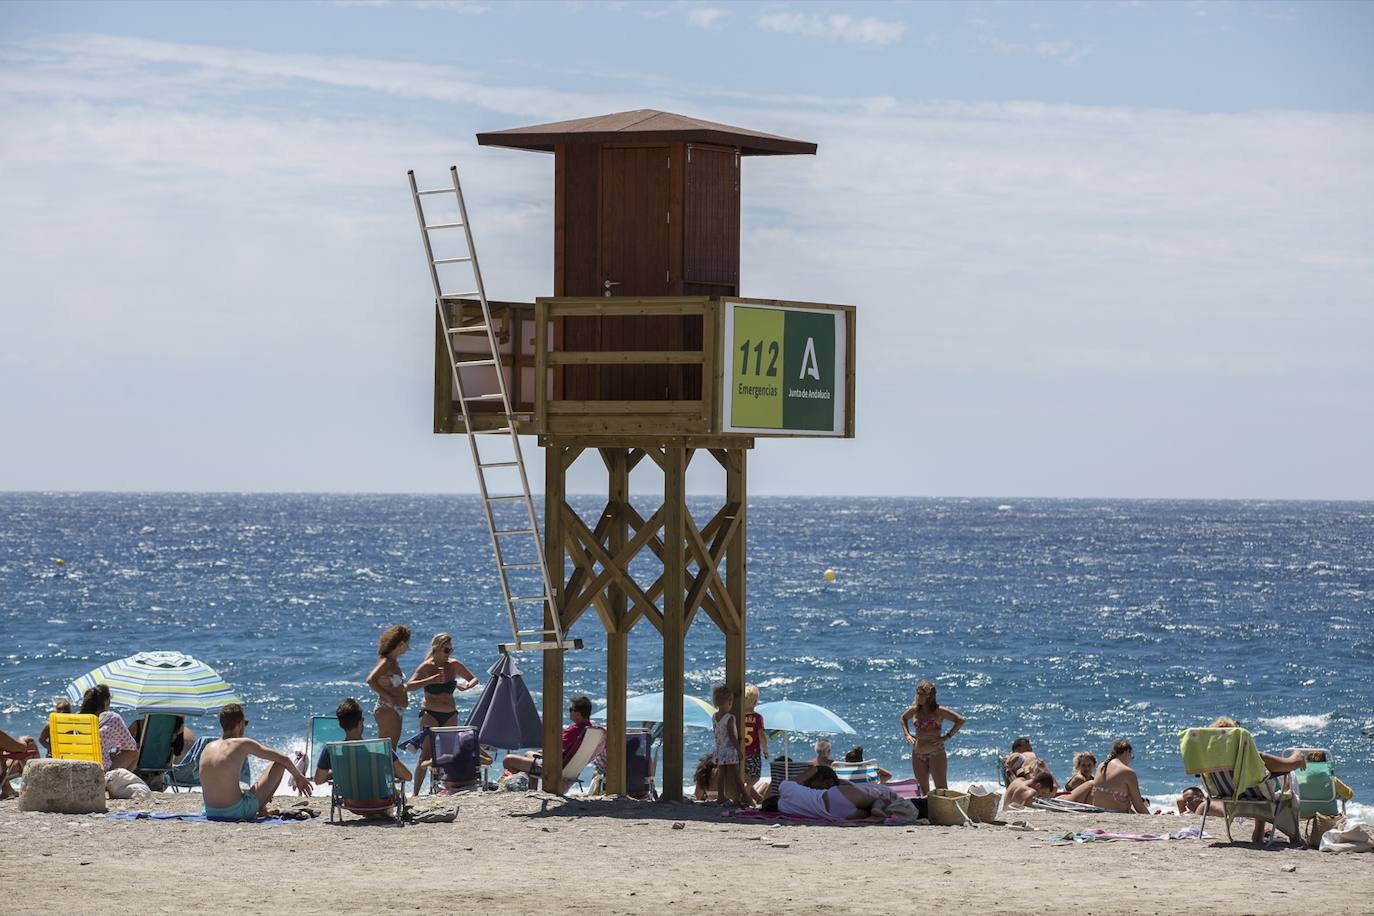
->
541, 444, 567, 793
661, 445, 687, 801
560, 504, 665, 630
605, 449, 630, 797
724, 448, 747, 799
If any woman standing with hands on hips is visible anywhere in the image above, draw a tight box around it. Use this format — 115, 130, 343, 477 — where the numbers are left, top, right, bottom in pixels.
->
406, 632, 478, 795
366, 625, 411, 752
899, 679, 965, 795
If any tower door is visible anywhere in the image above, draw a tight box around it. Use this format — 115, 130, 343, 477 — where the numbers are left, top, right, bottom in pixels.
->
599, 146, 678, 399
599, 146, 672, 296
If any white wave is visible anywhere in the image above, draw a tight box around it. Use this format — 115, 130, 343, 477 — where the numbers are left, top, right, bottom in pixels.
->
1257, 713, 1332, 732
352, 567, 384, 581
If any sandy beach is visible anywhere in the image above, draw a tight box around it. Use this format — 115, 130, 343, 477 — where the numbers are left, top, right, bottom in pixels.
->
3, 790, 1370, 915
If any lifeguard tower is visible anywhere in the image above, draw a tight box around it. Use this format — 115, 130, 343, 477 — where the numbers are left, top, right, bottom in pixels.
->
408, 110, 855, 800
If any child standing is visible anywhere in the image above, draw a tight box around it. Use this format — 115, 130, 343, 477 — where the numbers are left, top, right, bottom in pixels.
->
711, 684, 748, 806
742, 684, 768, 805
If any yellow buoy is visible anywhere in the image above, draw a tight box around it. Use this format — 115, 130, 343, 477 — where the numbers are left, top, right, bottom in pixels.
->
823, 568, 836, 582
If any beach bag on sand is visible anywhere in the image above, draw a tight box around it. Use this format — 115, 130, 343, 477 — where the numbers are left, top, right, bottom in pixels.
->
965, 784, 1002, 823
927, 789, 972, 826
105, 768, 150, 800
1306, 813, 1342, 849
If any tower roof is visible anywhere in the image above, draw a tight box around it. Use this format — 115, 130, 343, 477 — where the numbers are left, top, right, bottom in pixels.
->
476, 109, 817, 157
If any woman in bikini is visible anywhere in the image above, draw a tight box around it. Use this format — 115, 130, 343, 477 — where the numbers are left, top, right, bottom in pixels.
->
1067, 738, 1150, 813
898, 679, 965, 795
366, 625, 411, 752
405, 632, 478, 795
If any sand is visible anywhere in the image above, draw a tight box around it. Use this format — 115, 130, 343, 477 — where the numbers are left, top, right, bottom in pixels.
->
2, 789, 1370, 915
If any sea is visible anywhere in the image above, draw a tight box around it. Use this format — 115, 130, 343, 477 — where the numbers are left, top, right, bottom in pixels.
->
2, 492, 1371, 815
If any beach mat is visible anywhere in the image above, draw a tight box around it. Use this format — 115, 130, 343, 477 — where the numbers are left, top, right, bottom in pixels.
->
883, 778, 924, 799
106, 811, 303, 825
1032, 797, 1105, 814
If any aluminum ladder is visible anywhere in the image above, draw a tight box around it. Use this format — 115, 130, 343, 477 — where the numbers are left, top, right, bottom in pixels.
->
407, 165, 579, 653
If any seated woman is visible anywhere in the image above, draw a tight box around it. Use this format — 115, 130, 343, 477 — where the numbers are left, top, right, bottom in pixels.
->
1003, 769, 1056, 809
1066, 739, 1149, 813
1, 729, 40, 798
1207, 716, 1306, 843
842, 746, 893, 782
37, 698, 71, 755
314, 699, 411, 818
693, 754, 718, 802
1063, 752, 1096, 793
79, 684, 150, 798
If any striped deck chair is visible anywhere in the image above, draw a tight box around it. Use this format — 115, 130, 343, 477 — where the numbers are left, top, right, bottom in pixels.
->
324, 739, 406, 825
1179, 727, 1299, 845
832, 759, 881, 783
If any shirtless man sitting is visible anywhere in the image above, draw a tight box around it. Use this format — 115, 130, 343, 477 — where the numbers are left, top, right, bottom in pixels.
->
200, 704, 312, 822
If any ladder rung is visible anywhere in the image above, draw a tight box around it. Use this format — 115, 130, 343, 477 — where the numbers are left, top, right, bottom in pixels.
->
454, 358, 495, 367
418, 188, 456, 196
487, 494, 526, 501
425, 222, 464, 229
517, 629, 554, 637
449, 325, 490, 334
500, 562, 542, 569
462, 393, 505, 402
474, 428, 513, 435
445, 290, 481, 298
493, 528, 535, 536
511, 596, 548, 603
432, 256, 473, 265
481, 461, 519, 469
498, 638, 584, 653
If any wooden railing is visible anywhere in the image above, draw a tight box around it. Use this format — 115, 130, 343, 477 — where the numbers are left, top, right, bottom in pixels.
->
534, 297, 720, 437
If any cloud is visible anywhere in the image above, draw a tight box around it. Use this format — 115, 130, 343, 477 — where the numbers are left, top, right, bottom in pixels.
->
756, 11, 907, 45
687, 6, 728, 29
1, 33, 1371, 496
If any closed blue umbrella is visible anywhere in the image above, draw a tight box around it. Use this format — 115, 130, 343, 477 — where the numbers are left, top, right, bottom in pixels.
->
465, 653, 542, 750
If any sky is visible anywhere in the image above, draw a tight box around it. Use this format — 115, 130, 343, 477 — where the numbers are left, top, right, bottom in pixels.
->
0, 0, 1371, 499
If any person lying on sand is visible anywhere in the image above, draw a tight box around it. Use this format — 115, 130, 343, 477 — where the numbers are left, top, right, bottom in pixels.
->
313, 698, 409, 818
1004, 770, 1056, 809
1066, 739, 1149, 813
200, 703, 312, 822
774, 765, 912, 822
1176, 786, 1226, 817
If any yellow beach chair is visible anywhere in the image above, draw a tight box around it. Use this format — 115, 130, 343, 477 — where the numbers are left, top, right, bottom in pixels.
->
49, 713, 102, 764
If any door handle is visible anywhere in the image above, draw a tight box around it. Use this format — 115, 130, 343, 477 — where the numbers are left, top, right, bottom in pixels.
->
603, 279, 621, 297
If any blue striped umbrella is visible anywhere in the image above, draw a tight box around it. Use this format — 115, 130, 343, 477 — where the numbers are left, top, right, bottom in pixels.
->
66, 651, 241, 716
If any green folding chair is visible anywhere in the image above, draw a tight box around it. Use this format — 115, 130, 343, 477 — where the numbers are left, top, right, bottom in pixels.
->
134, 714, 182, 791
306, 715, 347, 773
324, 739, 406, 825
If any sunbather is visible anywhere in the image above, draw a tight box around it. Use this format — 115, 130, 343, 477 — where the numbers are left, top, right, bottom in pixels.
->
1066, 739, 1149, 813
693, 754, 718, 801
314, 698, 410, 818
36, 698, 70, 755
842, 746, 892, 782
1176, 786, 1225, 816
899, 679, 965, 794
0, 729, 39, 798
200, 703, 312, 822
78, 684, 150, 798
503, 695, 594, 792
405, 632, 478, 795
775, 766, 910, 821
809, 738, 834, 767
1063, 752, 1096, 792
1206, 716, 1306, 842
1004, 737, 1038, 784
1004, 770, 1056, 809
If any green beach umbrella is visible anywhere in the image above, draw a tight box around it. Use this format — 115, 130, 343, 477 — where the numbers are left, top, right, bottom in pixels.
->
67, 650, 242, 716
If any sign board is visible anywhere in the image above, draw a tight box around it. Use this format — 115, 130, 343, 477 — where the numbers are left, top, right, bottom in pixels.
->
721, 299, 849, 436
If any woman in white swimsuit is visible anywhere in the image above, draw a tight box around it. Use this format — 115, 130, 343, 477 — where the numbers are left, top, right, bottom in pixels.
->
367, 625, 411, 751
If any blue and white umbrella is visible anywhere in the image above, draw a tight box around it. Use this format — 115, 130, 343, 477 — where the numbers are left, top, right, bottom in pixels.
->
592, 692, 717, 730
754, 700, 857, 762
67, 650, 241, 716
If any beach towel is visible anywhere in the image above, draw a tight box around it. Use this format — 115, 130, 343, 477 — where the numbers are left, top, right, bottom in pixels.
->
1319, 822, 1374, 854
1031, 797, 1105, 814
105, 811, 301, 825
1046, 827, 1207, 843
722, 807, 892, 827
1178, 728, 1267, 800
883, 778, 924, 799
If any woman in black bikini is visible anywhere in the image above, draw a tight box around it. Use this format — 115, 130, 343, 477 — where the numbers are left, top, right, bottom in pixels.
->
406, 632, 478, 795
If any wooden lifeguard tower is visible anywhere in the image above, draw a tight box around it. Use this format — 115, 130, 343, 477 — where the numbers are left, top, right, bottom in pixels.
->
409, 109, 855, 800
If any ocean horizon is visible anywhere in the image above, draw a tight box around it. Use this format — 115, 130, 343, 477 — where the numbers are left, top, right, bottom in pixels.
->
3, 491, 1370, 811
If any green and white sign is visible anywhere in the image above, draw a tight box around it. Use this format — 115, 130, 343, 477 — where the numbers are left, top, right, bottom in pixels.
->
722, 300, 848, 436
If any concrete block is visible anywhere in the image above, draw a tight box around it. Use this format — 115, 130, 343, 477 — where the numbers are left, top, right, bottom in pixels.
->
18, 758, 107, 814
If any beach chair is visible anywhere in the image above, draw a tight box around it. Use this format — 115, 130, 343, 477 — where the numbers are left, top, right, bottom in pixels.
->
832, 759, 881, 783
430, 726, 480, 793
1288, 747, 1344, 819
625, 727, 654, 799
165, 736, 252, 790
534, 725, 606, 794
48, 713, 102, 763
306, 715, 347, 773
764, 755, 810, 801
133, 714, 181, 789
324, 738, 406, 825
1179, 727, 1300, 845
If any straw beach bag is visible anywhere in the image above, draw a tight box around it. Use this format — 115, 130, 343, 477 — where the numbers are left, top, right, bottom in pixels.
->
965, 784, 1002, 823
927, 789, 973, 826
